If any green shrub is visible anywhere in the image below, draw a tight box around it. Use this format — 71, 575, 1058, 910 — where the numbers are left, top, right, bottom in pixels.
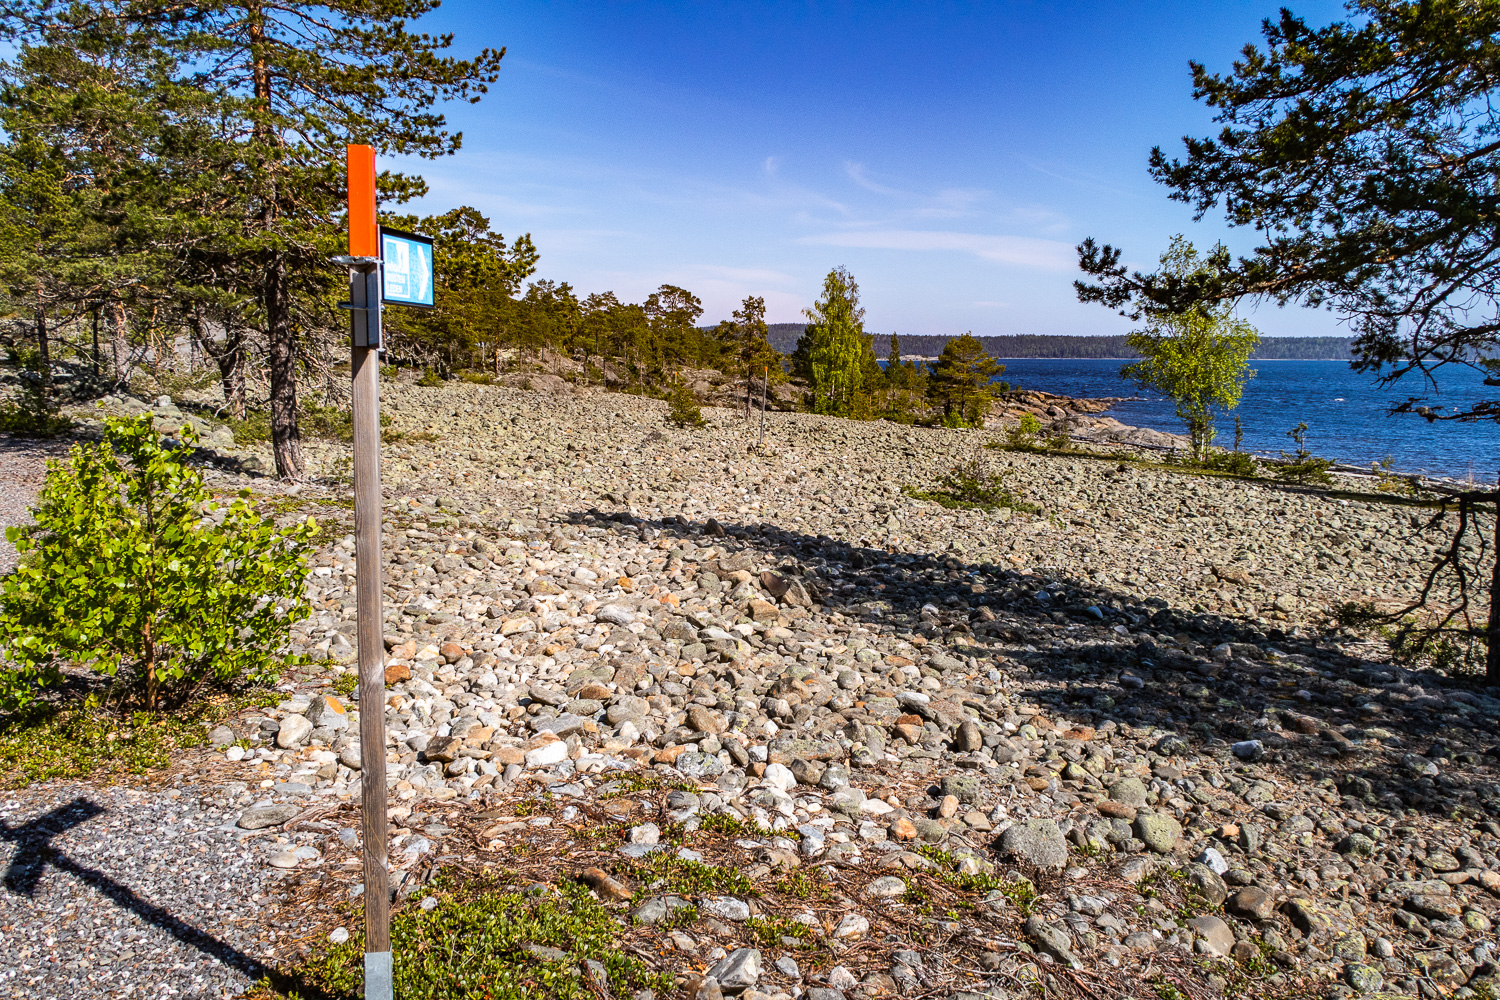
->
1372, 456, 1422, 495
0, 382, 74, 438
1275, 421, 1334, 485
1200, 450, 1258, 476
0, 416, 316, 710
225, 409, 272, 444
1332, 600, 1482, 676
666, 379, 706, 428
1275, 455, 1334, 485
906, 455, 1041, 513
417, 368, 444, 387
226, 404, 389, 445
997, 412, 1042, 450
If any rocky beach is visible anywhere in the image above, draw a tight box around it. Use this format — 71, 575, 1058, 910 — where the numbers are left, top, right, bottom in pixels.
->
3, 379, 1500, 1000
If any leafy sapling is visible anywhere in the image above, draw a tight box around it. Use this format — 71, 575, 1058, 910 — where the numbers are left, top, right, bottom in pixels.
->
0, 416, 316, 710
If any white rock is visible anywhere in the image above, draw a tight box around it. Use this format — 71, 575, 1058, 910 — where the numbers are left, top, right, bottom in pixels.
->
525, 740, 569, 767
276, 714, 313, 749
225, 746, 246, 762
763, 762, 796, 792
828, 966, 858, 990
596, 605, 635, 626
702, 896, 751, 921
859, 798, 894, 815
1196, 847, 1230, 875
832, 913, 870, 939
864, 875, 907, 899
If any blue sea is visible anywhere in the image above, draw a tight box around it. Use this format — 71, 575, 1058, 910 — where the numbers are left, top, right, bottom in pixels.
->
992, 358, 1499, 482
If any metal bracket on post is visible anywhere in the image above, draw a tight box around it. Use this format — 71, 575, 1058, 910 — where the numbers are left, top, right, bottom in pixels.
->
343, 259, 383, 349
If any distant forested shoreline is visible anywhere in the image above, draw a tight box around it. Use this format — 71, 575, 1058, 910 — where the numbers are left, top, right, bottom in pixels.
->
763, 325, 1353, 360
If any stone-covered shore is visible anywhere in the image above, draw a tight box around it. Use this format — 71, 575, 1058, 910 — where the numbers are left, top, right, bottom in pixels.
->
3, 379, 1500, 1000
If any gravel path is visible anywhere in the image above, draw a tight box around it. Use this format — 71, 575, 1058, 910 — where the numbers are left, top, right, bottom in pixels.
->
0, 438, 66, 575
0, 782, 289, 999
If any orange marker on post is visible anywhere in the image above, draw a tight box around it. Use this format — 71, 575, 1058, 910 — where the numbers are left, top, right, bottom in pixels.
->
348, 144, 378, 257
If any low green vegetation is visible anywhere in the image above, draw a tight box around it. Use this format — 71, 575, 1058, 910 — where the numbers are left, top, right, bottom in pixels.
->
771, 867, 831, 900
906, 456, 1041, 514
697, 811, 783, 838
623, 853, 757, 897
293, 876, 675, 1000
0, 416, 315, 712
745, 914, 816, 949
665, 379, 706, 428
0, 381, 74, 437
0, 688, 275, 789
1, 701, 188, 788
1274, 422, 1335, 486
226, 403, 399, 445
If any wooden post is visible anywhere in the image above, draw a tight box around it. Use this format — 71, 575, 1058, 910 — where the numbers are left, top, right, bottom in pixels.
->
347, 143, 392, 1000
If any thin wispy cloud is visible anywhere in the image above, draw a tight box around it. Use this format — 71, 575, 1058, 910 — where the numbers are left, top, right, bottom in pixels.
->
844, 161, 905, 196
1017, 156, 1139, 199
799, 229, 1076, 271
912, 187, 990, 220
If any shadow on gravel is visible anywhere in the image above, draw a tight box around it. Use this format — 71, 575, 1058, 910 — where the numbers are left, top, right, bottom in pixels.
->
569, 506, 1500, 824
0, 797, 339, 1000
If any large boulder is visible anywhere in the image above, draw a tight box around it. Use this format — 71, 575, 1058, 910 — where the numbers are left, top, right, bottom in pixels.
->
997, 818, 1068, 869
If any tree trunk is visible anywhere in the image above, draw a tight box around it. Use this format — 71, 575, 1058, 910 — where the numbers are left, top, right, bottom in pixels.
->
110, 299, 131, 385
193, 312, 246, 420
1488, 493, 1500, 686
221, 329, 246, 420
33, 306, 51, 388
265, 255, 303, 479
91, 308, 102, 378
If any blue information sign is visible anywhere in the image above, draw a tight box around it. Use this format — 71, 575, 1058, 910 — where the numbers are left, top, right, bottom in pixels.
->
380, 226, 434, 308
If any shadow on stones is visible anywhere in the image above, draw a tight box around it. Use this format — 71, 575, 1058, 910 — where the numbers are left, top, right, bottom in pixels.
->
0, 797, 340, 1000
563, 506, 1500, 826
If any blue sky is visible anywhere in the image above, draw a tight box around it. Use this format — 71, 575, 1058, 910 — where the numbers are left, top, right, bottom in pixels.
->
388, 1, 1350, 338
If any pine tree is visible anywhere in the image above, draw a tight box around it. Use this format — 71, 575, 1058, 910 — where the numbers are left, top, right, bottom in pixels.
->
928, 332, 1006, 427
885, 333, 903, 382
729, 295, 781, 418
6, 1, 506, 478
